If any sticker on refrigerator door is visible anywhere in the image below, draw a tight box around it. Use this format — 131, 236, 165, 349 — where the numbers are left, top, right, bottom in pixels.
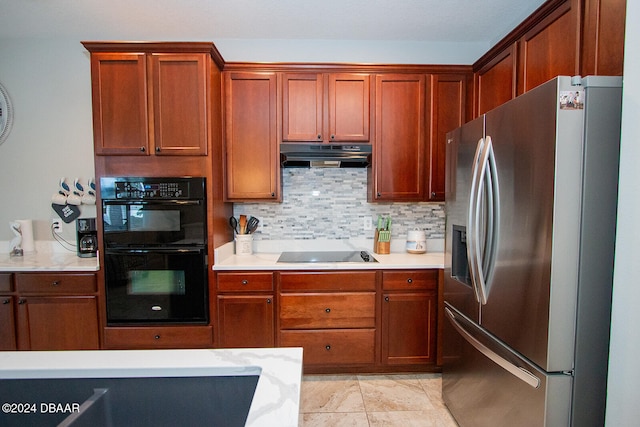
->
559, 91, 584, 110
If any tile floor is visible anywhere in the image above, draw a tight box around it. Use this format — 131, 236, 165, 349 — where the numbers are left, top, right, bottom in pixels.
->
300, 373, 459, 426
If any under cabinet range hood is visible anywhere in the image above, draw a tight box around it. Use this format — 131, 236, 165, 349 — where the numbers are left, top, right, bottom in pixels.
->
280, 143, 372, 168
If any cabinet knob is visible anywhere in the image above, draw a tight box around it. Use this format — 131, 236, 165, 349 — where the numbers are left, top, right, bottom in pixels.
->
385, 296, 389, 302
317, 134, 322, 140
431, 192, 436, 197
18, 299, 26, 305
155, 147, 161, 153
140, 147, 146, 152
241, 279, 249, 285
154, 335, 161, 340
377, 192, 381, 197
330, 134, 335, 140
325, 345, 331, 351
2, 298, 10, 304
266, 298, 272, 304
407, 278, 413, 284
325, 308, 331, 313
271, 192, 276, 197
51, 280, 61, 287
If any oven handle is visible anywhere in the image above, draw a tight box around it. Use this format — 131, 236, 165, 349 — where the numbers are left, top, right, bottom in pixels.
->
102, 200, 202, 206
105, 247, 206, 255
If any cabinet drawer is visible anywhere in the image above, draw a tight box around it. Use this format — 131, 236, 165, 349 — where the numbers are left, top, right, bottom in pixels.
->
280, 271, 376, 291
0, 273, 12, 292
217, 272, 273, 292
280, 292, 375, 329
382, 270, 437, 291
103, 326, 213, 349
15, 273, 97, 294
279, 329, 375, 365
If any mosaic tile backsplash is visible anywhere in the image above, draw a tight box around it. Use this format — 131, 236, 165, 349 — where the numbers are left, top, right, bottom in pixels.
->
233, 168, 445, 241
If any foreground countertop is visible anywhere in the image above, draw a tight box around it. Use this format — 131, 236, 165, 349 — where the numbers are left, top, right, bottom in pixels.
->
214, 239, 444, 271
0, 242, 99, 272
0, 347, 302, 427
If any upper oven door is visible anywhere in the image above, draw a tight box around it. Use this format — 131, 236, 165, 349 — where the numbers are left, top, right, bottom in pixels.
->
103, 200, 206, 248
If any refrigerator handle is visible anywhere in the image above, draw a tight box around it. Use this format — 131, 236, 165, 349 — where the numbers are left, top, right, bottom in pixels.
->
445, 307, 541, 389
468, 136, 500, 305
467, 138, 485, 304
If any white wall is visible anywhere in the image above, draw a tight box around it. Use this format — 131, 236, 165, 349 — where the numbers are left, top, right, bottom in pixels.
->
0, 39, 96, 242
605, 2, 640, 424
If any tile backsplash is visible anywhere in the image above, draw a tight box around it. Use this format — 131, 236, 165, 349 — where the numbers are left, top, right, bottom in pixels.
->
233, 168, 444, 241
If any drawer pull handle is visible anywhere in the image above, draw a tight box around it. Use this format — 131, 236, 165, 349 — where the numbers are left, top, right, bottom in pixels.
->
51, 280, 61, 286
407, 278, 413, 284
2, 298, 10, 304
325, 345, 331, 351
241, 280, 249, 285
325, 308, 331, 313
154, 335, 161, 340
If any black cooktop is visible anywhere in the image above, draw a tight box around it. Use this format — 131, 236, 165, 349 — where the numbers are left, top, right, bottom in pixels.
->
277, 251, 377, 263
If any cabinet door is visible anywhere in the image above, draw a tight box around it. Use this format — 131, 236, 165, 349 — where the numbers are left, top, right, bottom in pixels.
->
581, 0, 626, 76
0, 296, 16, 350
518, 0, 579, 94
89, 52, 150, 155
382, 292, 437, 365
282, 73, 324, 142
149, 53, 208, 155
328, 73, 370, 142
218, 295, 275, 348
373, 74, 427, 201
225, 72, 279, 200
475, 43, 517, 117
16, 296, 99, 350
428, 74, 466, 201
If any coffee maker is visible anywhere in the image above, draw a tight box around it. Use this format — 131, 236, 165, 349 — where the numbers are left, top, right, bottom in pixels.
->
76, 218, 97, 258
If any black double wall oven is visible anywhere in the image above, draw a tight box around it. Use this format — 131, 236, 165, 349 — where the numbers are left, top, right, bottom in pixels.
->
101, 177, 208, 325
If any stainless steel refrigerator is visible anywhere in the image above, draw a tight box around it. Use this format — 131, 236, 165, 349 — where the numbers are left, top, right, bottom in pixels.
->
442, 76, 622, 427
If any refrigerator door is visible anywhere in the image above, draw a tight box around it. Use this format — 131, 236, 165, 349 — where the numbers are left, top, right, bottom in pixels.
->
444, 116, 484, 323
480, 77, 585, 372
443, 305, 572, 427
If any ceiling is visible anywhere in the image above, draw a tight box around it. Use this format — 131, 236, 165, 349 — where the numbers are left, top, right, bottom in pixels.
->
0, 0, 547, 63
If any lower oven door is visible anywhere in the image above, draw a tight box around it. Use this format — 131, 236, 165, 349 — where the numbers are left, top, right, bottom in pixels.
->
105, 248, 208, 324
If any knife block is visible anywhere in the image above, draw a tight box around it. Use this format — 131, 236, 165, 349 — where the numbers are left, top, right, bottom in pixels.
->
374, 229, 390, 254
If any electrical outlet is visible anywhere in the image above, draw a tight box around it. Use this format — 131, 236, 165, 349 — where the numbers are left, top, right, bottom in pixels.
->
51, 219, 62, 234
364, 216, 373, 231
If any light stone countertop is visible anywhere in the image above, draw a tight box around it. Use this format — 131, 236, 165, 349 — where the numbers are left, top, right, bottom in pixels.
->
214, 238, 445, 271
0, 241, 99, 272
0, 347, 302, 427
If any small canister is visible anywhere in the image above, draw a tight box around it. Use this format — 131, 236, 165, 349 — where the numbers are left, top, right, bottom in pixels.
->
406, 229, 427, 254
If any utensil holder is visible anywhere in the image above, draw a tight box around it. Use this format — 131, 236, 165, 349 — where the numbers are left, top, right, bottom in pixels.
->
235, 234, 253, 256
373, 229, 390, 254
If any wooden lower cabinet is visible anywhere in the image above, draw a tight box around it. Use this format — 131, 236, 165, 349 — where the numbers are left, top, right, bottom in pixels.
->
12, 272, 100, 351
0, 295, 16, 350
216, 271, 275, 348
381, 270, 438, 366
217, 295, 274, 348
279, 329, 375, 365
103, 325, 213, 349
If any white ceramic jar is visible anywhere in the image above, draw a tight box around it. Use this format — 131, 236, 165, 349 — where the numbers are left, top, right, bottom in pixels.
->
406, 229, 427, 254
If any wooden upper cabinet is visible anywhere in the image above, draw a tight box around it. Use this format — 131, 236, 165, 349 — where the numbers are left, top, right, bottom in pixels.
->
149, 53, 208, 155
283, 73, 370, 143
224, 72, 279, 201
518, 0, 580, 94
89, 52, 149, 155
88, 50, 209, 156
372, 74, 427, 201
428, 74, 466, 201
581, 0, 626, 76
475, 44, 517, 117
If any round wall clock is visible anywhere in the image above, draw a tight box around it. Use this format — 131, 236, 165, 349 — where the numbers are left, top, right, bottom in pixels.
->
0, 81, 14, 146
